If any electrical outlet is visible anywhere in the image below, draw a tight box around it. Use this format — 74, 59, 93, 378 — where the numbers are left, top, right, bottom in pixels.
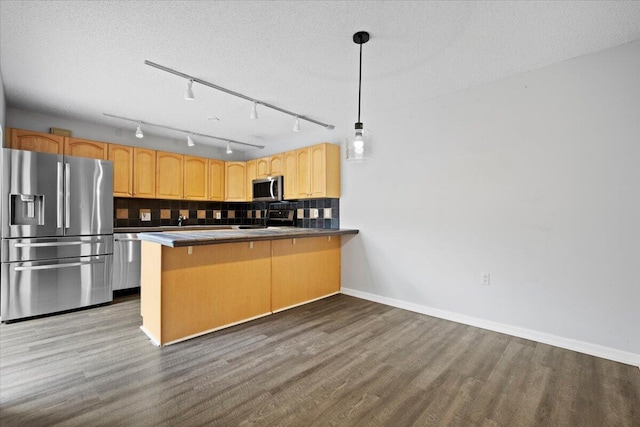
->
140, 212, 151, 222
324, 208, 332, 218
310, 208, 319, 219
481, 273, 490, 286
214, 211, 221, 220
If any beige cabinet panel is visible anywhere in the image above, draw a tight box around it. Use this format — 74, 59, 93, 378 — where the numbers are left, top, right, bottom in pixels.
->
271, 236, 341, 311
207, 159, 225, 201
295, 143, 340, 199
246, 159, 257, 201
256, 157, 270, 179
282, 150, 297, 199
225, 162, 247, 202
156, 151, 184, 200
64, 137, 108, 160
184, 155, 208, 201
9, 128, 64, 154
109, 144, 133, 197
133, 148, 156, 198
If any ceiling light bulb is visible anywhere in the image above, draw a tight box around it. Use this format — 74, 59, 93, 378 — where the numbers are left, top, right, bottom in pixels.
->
226, 141, 233, 154
250, 101, 258, 119
135, 122, 144, 139
185, 79, 194, 100
187, 135, 195, 147
293, 116, 300, 132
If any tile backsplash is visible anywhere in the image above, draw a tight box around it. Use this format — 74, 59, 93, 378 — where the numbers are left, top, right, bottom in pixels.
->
114, 198, 339, 229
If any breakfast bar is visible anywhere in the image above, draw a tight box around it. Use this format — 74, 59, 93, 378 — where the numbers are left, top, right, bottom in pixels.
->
137, 227, 358, 346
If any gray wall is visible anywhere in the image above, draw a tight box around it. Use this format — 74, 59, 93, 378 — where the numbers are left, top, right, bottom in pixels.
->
341, 40, 640, 365
0, 68, 6, 141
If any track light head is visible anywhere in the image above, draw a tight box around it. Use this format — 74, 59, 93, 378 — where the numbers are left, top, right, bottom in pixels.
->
185, 79, 194, 100
293, 116, 300, 132
135, 122, 144, 139
226, 141, 233, 154
250, 101, 258, 120
187, 135, 195, 147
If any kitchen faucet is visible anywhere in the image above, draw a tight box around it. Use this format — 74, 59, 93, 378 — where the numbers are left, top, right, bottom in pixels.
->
177, 214, 185, 227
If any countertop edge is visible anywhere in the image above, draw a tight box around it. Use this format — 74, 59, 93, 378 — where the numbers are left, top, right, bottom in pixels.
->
137, 229, 359, 248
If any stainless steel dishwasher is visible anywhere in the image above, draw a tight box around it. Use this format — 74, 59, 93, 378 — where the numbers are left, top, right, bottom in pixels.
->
112, 233, 141, 291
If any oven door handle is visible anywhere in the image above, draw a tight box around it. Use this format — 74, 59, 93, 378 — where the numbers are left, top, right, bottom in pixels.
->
14, 258, 102, 271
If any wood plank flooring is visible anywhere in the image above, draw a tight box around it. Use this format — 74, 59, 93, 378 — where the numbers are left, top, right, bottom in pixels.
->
1, 293, 639, 426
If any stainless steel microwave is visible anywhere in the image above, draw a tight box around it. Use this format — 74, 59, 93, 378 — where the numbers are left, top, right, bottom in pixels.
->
252, 176, 284, 202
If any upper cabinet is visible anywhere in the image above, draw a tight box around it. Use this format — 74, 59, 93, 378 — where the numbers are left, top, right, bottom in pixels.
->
225, 162, 247, 202
184, 155, 208, 201
8, 128, 64, 154
295, 143, 340, 199
109, 144, 134, 197
246, 159, 257, 201
255, 154, 284, 179
282, 150, 298, 200
133, 148, 156, 198
64, 137, 107, 160
156, 151, 184, 200
207, 159, 225, 201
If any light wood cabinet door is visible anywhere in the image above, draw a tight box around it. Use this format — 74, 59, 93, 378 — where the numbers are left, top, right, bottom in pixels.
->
256, 157, 270, 179
10, 129, 64, 154
184, 155, 208, 201
133, 148, 156, 198
64, 137, 107, 159
207, 159, 225, 201
269, 154, 284, 176
246, 159, 257, 201
295, 143, 340, 199
272, 236, 341, 311
109, 144, 133, 197
225, 162, 246, 202
282, 150, 297, 200
295, 147, 311, 198
156, 151, 184, 200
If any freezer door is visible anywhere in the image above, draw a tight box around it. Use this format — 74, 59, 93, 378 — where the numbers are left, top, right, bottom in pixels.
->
0, 254, 113, 321
63, 156, 113, 236
1, 149, 64, 238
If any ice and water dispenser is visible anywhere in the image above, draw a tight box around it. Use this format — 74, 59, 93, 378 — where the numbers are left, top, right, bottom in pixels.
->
10, 194, 45, 225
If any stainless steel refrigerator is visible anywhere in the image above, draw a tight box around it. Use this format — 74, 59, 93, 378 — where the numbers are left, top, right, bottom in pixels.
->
1, 148, 113, 321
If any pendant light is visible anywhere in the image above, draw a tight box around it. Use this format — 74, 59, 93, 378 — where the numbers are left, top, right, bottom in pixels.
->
135, 122, 144, 138
346, 31, 371, 162
184, 79, 195, 100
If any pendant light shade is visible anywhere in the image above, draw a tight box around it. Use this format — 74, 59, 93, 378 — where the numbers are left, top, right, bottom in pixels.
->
346, 31, 371, 162
293, 116, 300, 132
184, 79, 195, 100
135, 122, 144, 139
187, 135, 195, 147
226, 141, 233, 154
250, 101, 258, 119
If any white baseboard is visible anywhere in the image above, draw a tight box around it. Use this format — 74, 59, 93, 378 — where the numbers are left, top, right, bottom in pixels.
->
341, 287, 640, 368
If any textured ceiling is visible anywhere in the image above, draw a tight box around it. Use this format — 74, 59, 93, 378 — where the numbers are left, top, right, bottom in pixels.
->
1, 1, 639, 154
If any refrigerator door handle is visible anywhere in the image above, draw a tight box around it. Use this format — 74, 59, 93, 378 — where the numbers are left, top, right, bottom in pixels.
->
57, 162, 64, 228
64, 163, 71, 228
14, 258, 102, 272
14, 241, 89, 248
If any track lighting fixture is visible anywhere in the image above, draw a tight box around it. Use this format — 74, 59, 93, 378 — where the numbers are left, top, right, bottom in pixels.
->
104, 113, 264, 150
144, 60, 335, 130
185, 79, 194, 100
293, 116, 300, 132
346, 31, 371, 162
250, 101, 258, 120
226, 141, 233, 154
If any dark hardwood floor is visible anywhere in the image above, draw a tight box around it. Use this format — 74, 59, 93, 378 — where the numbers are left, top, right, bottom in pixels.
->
1, 293, 639, 426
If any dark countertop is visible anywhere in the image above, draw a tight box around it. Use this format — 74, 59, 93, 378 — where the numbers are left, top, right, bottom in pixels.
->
137, 227, 359, 247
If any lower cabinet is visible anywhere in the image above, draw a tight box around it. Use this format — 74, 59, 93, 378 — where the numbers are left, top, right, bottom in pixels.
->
140, 236, 341, 345
271, 236, 341, 311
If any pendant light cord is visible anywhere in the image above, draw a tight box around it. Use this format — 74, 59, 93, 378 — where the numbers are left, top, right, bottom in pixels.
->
358, 42, 363, 123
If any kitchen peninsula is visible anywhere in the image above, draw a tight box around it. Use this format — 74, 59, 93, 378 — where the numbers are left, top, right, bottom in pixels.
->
137, 227, 358, 346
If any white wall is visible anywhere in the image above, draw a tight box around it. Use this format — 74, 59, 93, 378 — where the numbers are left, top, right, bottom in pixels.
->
0, 69, 6, 139
341, 40, 640, 365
